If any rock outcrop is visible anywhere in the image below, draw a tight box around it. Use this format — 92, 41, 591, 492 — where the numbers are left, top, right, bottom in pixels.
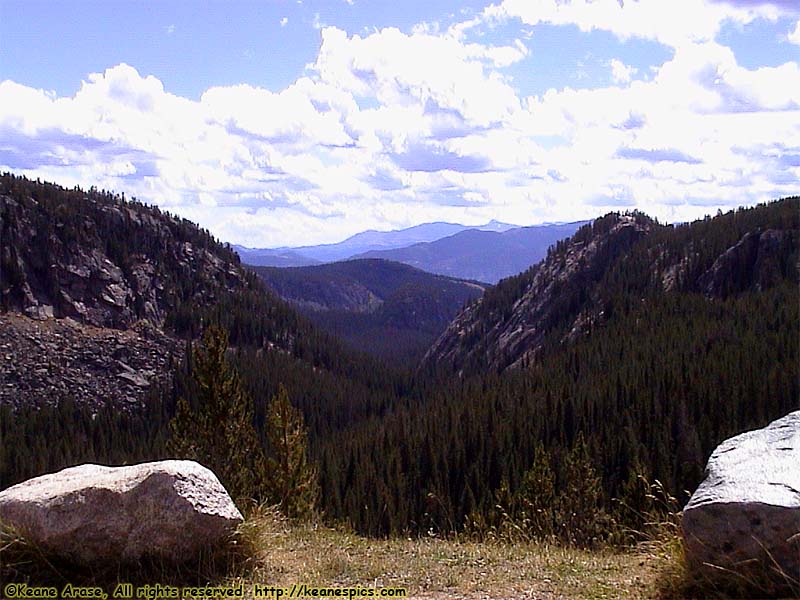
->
0, 460, 243, 566
1, 188, 246, 330
422, 213, 654, 374
697, 228, 795, 297
0, 313, 180, 409
682, 411, 800, 585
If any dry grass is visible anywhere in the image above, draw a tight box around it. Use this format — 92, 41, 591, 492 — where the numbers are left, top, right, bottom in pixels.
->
225, 506, 670, 599
15, 504, 795, 599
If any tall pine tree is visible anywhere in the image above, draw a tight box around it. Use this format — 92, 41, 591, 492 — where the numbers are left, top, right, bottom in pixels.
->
265, 384, 319, 520
168, 324, 267, 508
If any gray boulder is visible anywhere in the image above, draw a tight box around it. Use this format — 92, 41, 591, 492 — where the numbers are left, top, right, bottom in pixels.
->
0, 460, 243, 565
682, 411, 800, 585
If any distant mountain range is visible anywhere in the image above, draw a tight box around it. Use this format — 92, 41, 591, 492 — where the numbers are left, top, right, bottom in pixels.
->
354, 222, 587, 283
234, 220, 584, 283
233, 220, 516, 267
252, 259, 485, 366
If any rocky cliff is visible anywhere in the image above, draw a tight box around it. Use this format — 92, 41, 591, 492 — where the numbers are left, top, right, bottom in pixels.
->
0, 176, 246, 329
422, 201, 799, 375
0, 174, 287, 409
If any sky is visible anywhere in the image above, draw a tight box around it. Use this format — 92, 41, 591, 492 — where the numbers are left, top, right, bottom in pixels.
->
1, 0, 799, 247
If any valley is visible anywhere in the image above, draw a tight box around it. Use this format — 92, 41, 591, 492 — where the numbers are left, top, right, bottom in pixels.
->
252, 259, 485, 365
1, 174, 798, 598
2, 2, 799, 595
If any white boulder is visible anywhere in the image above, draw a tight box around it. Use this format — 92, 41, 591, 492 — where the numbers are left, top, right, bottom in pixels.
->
0, 460, 243, 565
682, 411, 800, 583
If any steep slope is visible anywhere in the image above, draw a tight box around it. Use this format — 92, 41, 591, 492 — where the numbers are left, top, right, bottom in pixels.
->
0, 174, 403, 411
252, 259, 485, 365
423, 201, 799, 376
354, 221, 586, 283
323, 199, 799, 536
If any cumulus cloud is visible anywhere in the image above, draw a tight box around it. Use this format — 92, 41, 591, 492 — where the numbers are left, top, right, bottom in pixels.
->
310, 26, 523, 128
483, 0, 786, 48
0, 5, 798, 246
610, 59, 637, 83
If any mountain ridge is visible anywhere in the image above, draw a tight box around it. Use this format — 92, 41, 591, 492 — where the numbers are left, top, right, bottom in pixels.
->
354, 221, 588, 283
422, 201, 799, 376
253, 258, 485, 365
234, 219, 518, 266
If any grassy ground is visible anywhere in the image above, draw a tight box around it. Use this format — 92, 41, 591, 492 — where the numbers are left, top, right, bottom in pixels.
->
222, 508, 674, 600
12, 508, 793, 599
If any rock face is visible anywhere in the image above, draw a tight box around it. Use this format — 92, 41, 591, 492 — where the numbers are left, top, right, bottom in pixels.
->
697, 228, 795, 297
0, 460, 243, 565
1, 187, 247, 330
682, 411, 800, 583
422, 213, 654, 374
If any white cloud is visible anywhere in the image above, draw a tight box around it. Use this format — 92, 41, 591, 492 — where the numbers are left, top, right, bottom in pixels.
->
0, 7, 798, 247
789, 20, 800, 44
610, 59, 637, 84
484, 0, 785, 49
165, 24, 176, 35
311, 27, 522, 129
280, 17, 288, 27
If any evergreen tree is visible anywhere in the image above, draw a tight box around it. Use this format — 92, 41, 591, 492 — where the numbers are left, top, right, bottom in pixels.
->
168, 324, 267, 507
555, 433, 609, 547
265, 384, 320, 520
515, 443, 556, 539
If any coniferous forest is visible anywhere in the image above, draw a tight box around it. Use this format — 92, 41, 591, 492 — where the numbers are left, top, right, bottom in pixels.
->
1, 174, 798, 546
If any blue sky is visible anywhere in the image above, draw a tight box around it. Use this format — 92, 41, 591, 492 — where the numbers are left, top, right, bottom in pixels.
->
1, 0, 798, 246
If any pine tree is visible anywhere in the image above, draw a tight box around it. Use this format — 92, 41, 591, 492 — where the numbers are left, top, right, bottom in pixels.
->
168, 324, 267, 507
555, 432, 608, 547
265, 384, 320, 520
515, 443, 556, 539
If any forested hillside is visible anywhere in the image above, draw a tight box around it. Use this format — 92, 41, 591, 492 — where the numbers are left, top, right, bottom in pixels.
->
0, 173, 405, 384
0, 174, 409, 488
253, 259, 484, 365
423, 203, 798, 375
1, 174, 796, 548
322, 199, 799, 536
